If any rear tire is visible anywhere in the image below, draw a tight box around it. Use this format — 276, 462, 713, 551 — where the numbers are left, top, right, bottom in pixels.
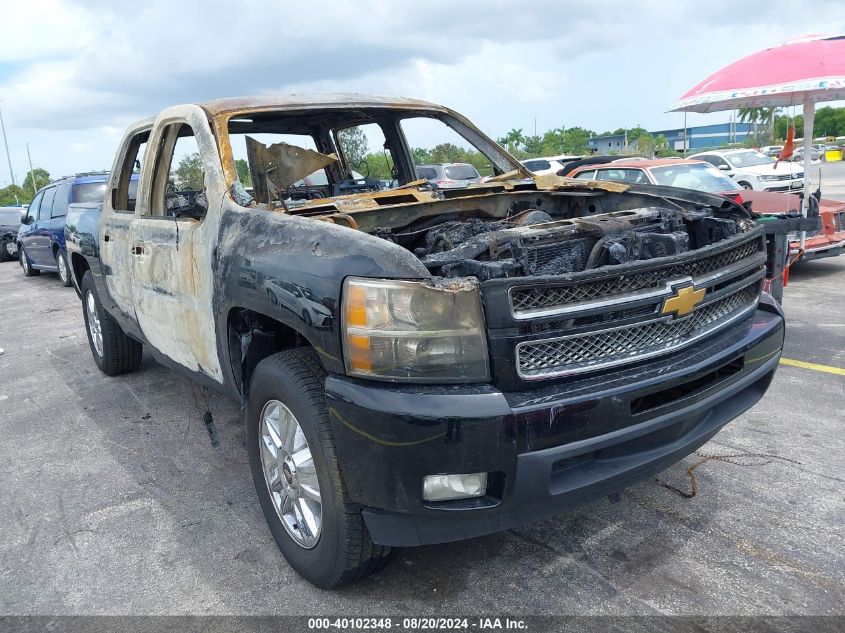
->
56, 250, 72, 287
246, 348, 393, 588
20, 247, 40, 276
81, 271, 143, 376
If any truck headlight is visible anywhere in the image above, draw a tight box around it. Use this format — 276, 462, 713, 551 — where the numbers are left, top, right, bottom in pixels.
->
342, 277, 490, 383
758, 175, 779, 181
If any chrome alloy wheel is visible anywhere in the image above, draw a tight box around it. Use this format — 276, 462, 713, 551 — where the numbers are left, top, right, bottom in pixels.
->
21, 251, 30, 273
57, 253, 68, 283
259, 399, 322, 548
85, 290, 104, 357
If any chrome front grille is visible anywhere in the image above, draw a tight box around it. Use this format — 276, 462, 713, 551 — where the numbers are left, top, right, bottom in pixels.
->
502, 231, 767, 381
510, 237, 760, 316
517, 283, 760, 380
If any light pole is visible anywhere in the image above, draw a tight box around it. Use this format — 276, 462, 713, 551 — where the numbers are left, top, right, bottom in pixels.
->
26, 144, 37, 195
0, 105, 15, 186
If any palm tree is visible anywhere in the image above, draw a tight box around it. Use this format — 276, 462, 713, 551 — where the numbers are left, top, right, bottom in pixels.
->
498, 128, 526, 153
738, 107, 779, 144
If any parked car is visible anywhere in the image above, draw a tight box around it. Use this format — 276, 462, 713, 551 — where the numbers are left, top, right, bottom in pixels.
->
520, 155, 582, 176
415, 162, 482, 188
759, 145, 783, 158
18, 173, 139, 286
568, 158, 845, 262
65, 94, 783, 588
791, 145, 824, 162
0, 206, 24, 262
689, 149, 803, 192
288, 169, 367, 200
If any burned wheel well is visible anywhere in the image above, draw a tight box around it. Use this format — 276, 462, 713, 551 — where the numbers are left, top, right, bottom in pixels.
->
226, 308, 312, 398
70, 253, 89, 287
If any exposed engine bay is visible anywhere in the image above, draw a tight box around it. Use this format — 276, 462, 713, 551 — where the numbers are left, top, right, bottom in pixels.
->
372, 204, 751, 281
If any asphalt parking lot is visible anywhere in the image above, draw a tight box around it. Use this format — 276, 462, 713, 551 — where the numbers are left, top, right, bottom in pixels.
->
0, 171, 843, 618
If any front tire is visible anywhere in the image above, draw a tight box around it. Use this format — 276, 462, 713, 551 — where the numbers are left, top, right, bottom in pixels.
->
246, 348, 393, 588
738, 181, 753, 190
20, 247, 40, 276
80, 271, 143, 375
56, 250, 72, 287
0, 240, 12, 262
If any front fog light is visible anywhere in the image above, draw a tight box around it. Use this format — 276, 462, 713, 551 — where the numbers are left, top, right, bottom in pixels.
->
423, 473, 488, 502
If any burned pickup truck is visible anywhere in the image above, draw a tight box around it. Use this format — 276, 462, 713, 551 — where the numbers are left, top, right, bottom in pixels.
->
65, 95, 784, 588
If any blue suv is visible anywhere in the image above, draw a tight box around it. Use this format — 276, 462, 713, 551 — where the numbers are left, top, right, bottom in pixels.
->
17, 173, 116, 286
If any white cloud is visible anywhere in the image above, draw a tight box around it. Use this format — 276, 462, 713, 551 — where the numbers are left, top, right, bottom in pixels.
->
0, 0, 95, 63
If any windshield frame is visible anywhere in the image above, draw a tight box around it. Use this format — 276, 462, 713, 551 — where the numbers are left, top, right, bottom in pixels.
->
211, 104, 526, 202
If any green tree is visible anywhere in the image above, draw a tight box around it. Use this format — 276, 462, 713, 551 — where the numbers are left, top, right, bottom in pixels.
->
813, 105, 845, 137
338, 127, 369, 169
463, 151, 493, 177
497, 128, 525, 153
636, 133, 655, 158
522, 135, 543, 157
22, 168, 50, 195
739, 106, 778, 143
626, 125, 649, 140
175, 153, 205, 190
654, 134, 674, 157
413, 147, 432, 165
235, 158, 252, 186
429, 143, 466, 163
359, 152, 394, 180
0, 184, 27, 206
774, 114, 803, 142
774, 106, 845, 141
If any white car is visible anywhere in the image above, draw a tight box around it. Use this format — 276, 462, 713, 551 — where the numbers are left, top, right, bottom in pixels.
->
688, 149, 803, 192
520, 155, 582, 176
262, 276, 333, 328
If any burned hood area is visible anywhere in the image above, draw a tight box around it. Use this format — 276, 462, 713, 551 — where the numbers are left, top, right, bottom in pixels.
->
356, 184, 756, 282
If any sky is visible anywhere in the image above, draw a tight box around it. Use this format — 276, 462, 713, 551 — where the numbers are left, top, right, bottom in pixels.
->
0, 0, 843, 187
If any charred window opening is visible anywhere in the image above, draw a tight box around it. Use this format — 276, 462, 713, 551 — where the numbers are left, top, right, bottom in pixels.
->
220, 107, 517, 211
112, 129, 148, 213
149, 123, 208, 220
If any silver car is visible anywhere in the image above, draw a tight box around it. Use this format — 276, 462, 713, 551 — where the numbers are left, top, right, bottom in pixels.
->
415, 163, 482, 189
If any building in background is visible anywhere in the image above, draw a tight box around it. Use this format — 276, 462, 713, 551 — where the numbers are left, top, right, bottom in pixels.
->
650, 122, 754, 152
588, 122, 755, 154
588, 133, 628, 153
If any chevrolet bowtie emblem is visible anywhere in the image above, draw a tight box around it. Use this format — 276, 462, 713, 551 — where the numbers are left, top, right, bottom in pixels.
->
661, 285, 705, 317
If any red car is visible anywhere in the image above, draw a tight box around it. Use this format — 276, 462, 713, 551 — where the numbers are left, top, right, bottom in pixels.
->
567, 158, 845, 261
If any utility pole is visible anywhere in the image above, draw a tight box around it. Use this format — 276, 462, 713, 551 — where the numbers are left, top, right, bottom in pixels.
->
0, 105, 15, 186
26, 144, 36, 195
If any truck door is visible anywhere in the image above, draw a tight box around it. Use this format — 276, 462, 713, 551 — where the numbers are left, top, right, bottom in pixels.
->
102, 129, 149, 317
128, 108, 225, 383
